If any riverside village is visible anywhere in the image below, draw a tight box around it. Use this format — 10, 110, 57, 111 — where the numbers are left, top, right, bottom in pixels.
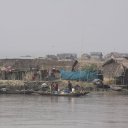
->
0, 52, 128, 96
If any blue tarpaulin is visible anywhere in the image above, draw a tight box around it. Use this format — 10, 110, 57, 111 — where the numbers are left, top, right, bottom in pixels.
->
60, 69, 98, 81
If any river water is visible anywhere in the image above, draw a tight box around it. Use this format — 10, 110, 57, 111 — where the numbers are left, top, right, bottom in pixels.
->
0, 93, 128, 128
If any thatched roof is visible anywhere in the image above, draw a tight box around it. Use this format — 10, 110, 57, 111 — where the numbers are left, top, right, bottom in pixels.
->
0, 59, 74, 71
104, 52, 122, 59
102, 58, 128, 77
104, 52, 128, 60
103, 58, 128, 68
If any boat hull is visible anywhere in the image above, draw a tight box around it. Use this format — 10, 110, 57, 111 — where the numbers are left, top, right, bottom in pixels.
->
35, 91, 89, 97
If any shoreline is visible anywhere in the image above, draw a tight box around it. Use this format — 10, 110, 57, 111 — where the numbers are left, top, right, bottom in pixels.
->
0, 80, 128, 95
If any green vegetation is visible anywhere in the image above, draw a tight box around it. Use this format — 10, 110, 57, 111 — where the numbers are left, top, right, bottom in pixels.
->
82, 64, 98, 71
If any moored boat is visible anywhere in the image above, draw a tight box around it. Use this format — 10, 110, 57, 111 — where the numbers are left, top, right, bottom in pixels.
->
110, 85, 122, 91
34, 91, 89, 97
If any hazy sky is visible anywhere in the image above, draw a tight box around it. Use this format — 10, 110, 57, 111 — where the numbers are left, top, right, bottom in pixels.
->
0, 0, 128, 58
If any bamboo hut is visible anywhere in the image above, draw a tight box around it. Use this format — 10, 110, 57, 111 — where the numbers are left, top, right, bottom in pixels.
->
102, 58, 128, 85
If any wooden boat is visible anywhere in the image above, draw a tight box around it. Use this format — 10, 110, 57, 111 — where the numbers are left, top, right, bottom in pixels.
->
110, 86, 122, 91
34, 91, 89, 97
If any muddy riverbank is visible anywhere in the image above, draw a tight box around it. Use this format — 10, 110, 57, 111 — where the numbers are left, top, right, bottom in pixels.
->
0, 80, 128, 95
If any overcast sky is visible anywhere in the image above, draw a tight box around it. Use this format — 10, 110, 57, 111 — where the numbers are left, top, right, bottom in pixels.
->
0, 0, 128, 58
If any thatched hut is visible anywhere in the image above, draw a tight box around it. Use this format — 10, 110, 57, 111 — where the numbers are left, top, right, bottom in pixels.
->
0, 58, 75, 81
102, 58, 128, 85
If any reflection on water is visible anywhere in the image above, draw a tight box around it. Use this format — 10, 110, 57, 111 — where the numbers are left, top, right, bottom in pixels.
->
0, 94, 128, 128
